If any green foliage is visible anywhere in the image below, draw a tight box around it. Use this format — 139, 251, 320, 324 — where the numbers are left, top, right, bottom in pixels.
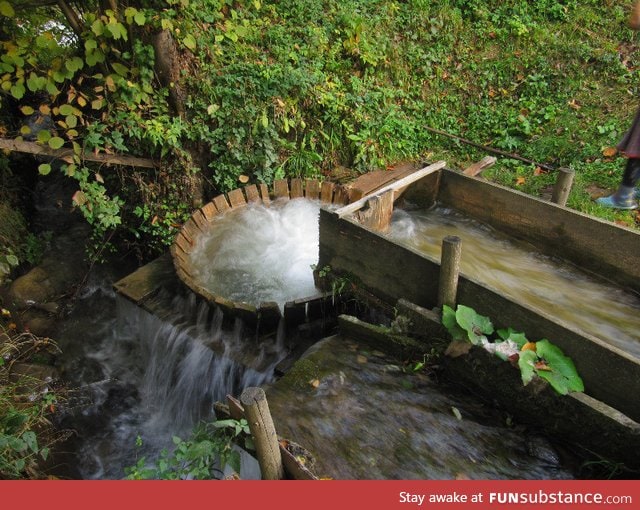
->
125, 418, 252, 480
0, 325, 67, 479
442, 304, 584, 395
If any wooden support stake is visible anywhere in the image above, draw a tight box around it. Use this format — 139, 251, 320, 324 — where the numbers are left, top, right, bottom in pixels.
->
438, 235, 462, 309
355, 189, 395, 232
551, 167, 575, 206
240, 386, 284, 480
336, 161, 446, 217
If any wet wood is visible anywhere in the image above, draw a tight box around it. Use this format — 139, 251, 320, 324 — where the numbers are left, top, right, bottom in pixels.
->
320, 181, 335, 203
259, 183, 271, 205
347, 163, 417, 198
226, 394, 245, 420
463, 156, 496, 176
355, 190, 394, 232
244, 184, 261, 203
290, 178, 304, 198
213, 194, 231, 213
0, 137, 157, 168
551, 167, 575, 206
274, 179, 289, 199
332, 185, 349, 205
240, 387, 284, 480
336, 161, 446, 217
437, 235, 462, 309
305, 179, 320, 200
191, 209, 208, 230
227, 188, 247, 208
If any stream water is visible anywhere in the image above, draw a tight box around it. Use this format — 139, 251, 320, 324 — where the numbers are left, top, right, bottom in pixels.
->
387, 205, 640, 358
188, 198, 325, 310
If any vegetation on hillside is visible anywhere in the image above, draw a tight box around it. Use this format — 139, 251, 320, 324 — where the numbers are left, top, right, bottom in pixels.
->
1, 1, 639, 261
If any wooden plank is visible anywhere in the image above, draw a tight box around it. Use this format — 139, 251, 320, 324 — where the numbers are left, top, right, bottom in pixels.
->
290, 178, 304, 198
347, 164, 416, 198
320, 181, 334, 203
245, 184, 260, 203
0, 137, 157, 168
274, 179, 289, 199
201, 202, 218, 220
463, 156, 496, 176
259, 183, 271, 205
175, 233, 192, 253
305, 179, 320, 200
227, 188, 247, 208
332, 185, 349, 205
213, 194, 231, 212
336, 161, 446, 217
355, 189, 394, 232
191, 209, 208, 230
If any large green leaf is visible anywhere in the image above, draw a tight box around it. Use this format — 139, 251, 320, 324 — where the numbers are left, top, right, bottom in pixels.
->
441, 304, 466, 341
455, 305, 493, 345
497, 327, 528, 348
536, 339, 584, 393
518, 349, 537, 386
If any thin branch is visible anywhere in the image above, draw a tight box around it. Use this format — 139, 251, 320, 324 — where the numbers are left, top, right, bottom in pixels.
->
56, 0, 83, 37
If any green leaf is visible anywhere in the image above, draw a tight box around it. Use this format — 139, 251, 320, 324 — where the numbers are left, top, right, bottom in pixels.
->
497, 327, 528, 348
535, 339, 584, 393
59, 104, 74, 116
26, 73, 47, 92
111, 62, 129, 76
183, 34, 197, 51
441, 304, 466, 341
65, 56, 84, 73
6, 253, 18, 266
91, 19, 104, 36
537, 370, 570, 395
20, 105, 34, 116
48, 137, 65, 150
455, 305, 493, 345
10, 82, 25, 99
85, 39, 98, 51
23, 431, 38, 453
38, 163, 52, 175
0, 1, 15, 17
134, 12, 146, 26
37, 129, 51, 143
65, 115, 77, 129
518, 349, 537, 386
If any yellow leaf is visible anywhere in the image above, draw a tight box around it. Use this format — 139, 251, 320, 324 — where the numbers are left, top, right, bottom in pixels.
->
77, 95, 87, 107
309, 379, 320, 388
521, 342, 537, 352
20, 105, 34, 115
39, 104, 51, 115
602, 146, 617, 158
515, 176, 526, 186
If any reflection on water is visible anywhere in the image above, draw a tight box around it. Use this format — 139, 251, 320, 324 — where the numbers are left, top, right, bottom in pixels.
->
266, 336, 574, 480
386, 206, 640, 358
189, 199, 324, 310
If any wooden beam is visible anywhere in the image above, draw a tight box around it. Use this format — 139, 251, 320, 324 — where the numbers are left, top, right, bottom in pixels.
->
336, 161, 446, 217
0, 137, 157, 169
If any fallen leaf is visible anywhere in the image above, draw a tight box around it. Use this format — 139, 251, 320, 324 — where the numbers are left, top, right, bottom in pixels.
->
515, 176, 526, 186
602, 146, 618, 158
309, 379, 320, 388
534, 360, 552, 371
451, 406, 462, 420
568, 99, 581, 110
521, 342, 537, 352
533, 167, 546, 176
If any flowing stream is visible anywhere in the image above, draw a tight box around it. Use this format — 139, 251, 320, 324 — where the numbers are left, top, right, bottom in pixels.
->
387, 205, 640, 358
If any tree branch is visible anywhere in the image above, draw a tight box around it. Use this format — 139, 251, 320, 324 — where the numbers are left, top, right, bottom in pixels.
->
56, 0, 83, 37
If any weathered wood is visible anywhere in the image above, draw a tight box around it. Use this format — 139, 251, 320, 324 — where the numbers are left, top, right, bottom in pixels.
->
355, 190, 394, 232
336, 161, 446, 217
240, 387, 284, 480
551, 167, 575, 206
227, 188, 247, 208
332, 185, 349, 205
347, 164, 417, 198
280, 444, 318, 480
175, 233, 192, 253
320, 181, 335, 203
191, 209, 208, 230
200, 202, 218, 221
244, 184, 261, 203
259, 183, 271, 205
437, 236, 462, 309
463, 156, 497, 176
0, 137, 156, 168
273, 179, 289, 199
213, 194, 231, 213
226, 395, 245, 420
305, 179, 321, 200
290, 178, 304, 198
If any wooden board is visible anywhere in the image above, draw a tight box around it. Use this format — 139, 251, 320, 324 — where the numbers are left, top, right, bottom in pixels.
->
213, 194, 231, 212
290, 178, 304, 198
274, 179, 289, 199
320, 181, 334, 203
245, 184, 261, 203
305, 179, 320, 200
227, 188, 247, 208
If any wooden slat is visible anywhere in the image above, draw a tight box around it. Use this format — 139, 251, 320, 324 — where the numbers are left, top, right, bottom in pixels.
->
259, 183, 271, 205
337, 161, 446, 217
201, 202, 218, 220
213, 194, 231, 212
290, 178, 304, 198
305, 179, 320, 200
273, 179, 289, 199
227, 188, 247, 208
320, 181, 334, 203
244, 184, 260, 203
175, 233, 192, 253
332, 185, 349, 205
463, 156, 496, 176
191, 209, 208, 230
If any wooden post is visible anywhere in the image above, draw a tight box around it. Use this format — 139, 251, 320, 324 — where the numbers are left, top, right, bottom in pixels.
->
355, 190, 395, 232
551, 167, 575, 206
438, 236, 462, 309
240, 386, 284, 480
